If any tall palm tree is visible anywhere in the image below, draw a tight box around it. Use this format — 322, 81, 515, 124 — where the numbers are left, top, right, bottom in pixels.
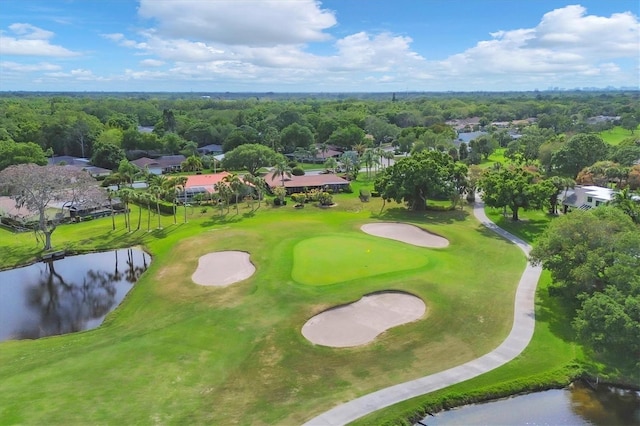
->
382, 150, 395, 168
163, 177, 180, 224
214, 181, 232, 215
173, 176, 188, 223
243, 174, 266, 210
271, 157, 292, 187
133, 191, 143, 231
107, 188, 116, 231
181, 155, 203, 172
117, 187, 135, 232
148, 175, 167, 229
353, 142, 367, 156
223, 173, 243, 215
361, 148, 378, 179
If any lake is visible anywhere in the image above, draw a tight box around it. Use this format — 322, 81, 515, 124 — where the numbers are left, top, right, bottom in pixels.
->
418, 382, 640, 425
0, 248, 150, 342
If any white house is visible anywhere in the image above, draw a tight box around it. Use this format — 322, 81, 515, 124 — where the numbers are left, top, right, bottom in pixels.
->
561, 185, 615, 213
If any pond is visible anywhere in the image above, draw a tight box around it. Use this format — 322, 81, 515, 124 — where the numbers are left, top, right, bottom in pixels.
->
417, 382, 640, 425
0, 248, 150, 342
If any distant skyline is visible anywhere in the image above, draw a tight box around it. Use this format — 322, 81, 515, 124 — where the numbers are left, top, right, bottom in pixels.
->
1, 0, 638, 92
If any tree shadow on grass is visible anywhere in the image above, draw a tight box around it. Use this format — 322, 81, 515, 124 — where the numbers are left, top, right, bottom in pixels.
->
491, 216, 552, 244
475, 224, 519, 246
535, 286, 579, 343
200, 214, 243, 228
371, 206, 469, 225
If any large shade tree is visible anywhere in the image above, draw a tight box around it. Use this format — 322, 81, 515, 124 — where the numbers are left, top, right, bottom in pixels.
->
222, 144, 278, 176
0, 140, 48, 171
530, 207, 640, 360
0, 164, 103, 250
551, 133, 609, 177
374, 150, 460, 211
478, 165, 555, 221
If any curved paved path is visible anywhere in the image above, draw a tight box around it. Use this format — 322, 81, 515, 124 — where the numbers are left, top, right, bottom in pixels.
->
303, 200, 543, 426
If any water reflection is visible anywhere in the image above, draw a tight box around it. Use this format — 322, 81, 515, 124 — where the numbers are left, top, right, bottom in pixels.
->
419, 383, 640, 425
0, 248, 150, 342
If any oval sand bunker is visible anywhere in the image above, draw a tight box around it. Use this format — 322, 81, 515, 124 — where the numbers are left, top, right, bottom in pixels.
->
191, 251, 255, 287
361, 222, 449, 248
302, 292, 426, 348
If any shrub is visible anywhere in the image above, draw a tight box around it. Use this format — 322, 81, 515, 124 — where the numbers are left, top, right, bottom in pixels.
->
343, 183, 353, 193
318, 192, 333, 206
291, 193, 307, 205
359, 189, 371, 202
288, 161, 298, 168
291, 166, 305, 176
371, 191, 380, 197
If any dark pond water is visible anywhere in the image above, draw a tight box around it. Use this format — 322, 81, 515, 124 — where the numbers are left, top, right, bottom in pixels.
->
0, 248, 150, 342
418, 383, 640, 425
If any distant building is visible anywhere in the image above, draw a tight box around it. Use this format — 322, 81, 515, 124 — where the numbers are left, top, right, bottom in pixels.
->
197, 144, 223, 155
131, 155, 186, 175
264, 172, 350, 195
177, 172, 232, 203
48, 156, 111, 178
561, 185, 615, 213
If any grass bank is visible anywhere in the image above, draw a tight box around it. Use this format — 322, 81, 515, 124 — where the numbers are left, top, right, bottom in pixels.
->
0, 187, 528, 424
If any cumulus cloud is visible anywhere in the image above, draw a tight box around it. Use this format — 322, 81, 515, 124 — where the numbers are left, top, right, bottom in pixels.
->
0, 61, 61, 72
438, 5, 640, 79
139, 59, 165, 67
0, 23, 80, 57
137, 0, 336, 46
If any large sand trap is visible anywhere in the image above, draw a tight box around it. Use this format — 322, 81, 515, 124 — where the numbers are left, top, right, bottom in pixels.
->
302, 292, 426, 347
361, 222, 449, 248
191, 251, 255, 287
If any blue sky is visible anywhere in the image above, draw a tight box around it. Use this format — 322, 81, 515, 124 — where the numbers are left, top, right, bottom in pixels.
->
1, 0, 638, 92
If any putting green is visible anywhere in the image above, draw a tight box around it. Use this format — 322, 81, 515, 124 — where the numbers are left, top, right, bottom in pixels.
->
292, 235, 429, 286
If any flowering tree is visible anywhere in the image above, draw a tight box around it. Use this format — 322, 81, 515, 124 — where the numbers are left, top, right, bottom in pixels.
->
0, 164, 102, 250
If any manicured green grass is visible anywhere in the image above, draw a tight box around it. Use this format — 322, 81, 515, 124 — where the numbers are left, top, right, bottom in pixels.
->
484, 207, 555, 244
479, 148, 507, 169
0, 188, 528, 424
598, 125, 639, 146
292, 235, 430, 286
352, 271, 585, 426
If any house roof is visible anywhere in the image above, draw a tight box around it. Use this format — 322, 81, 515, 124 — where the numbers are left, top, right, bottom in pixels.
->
48, 156, 90, 166
131, 155, 186, 169
197, 144, 223, 154
264, 173, 349, 189
582, 185, 615, 201
185, 172, 231, 189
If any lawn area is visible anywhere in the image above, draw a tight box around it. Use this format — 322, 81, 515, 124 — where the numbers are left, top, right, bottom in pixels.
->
0, 187, 528, 425
598, 125, 639, 146
479, 148, 507, 169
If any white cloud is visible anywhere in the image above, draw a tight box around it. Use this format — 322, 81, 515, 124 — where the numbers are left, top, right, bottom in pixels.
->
0, 23, 80, 57
137, 0, 336, 46
0, 61, 61, 72
139, 59, 165, 67
438, 5, 640, 81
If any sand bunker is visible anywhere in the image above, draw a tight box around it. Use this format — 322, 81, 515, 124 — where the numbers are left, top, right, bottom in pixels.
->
302, 292, 426, 347
361, 222, 449, 248
191, 251, 255, 287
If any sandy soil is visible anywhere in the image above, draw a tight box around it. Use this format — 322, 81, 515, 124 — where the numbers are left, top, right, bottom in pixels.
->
191, 251, 255, 287
302, 292, 426, 348
361, 222, 449, 248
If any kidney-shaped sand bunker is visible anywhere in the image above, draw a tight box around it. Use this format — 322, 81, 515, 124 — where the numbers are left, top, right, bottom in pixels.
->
302, 292, 426, 348
191, 251, 255, 287
361, 222, 449, 248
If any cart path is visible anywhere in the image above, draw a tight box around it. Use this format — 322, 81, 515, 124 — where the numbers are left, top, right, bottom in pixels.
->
303, 201, 542, 426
